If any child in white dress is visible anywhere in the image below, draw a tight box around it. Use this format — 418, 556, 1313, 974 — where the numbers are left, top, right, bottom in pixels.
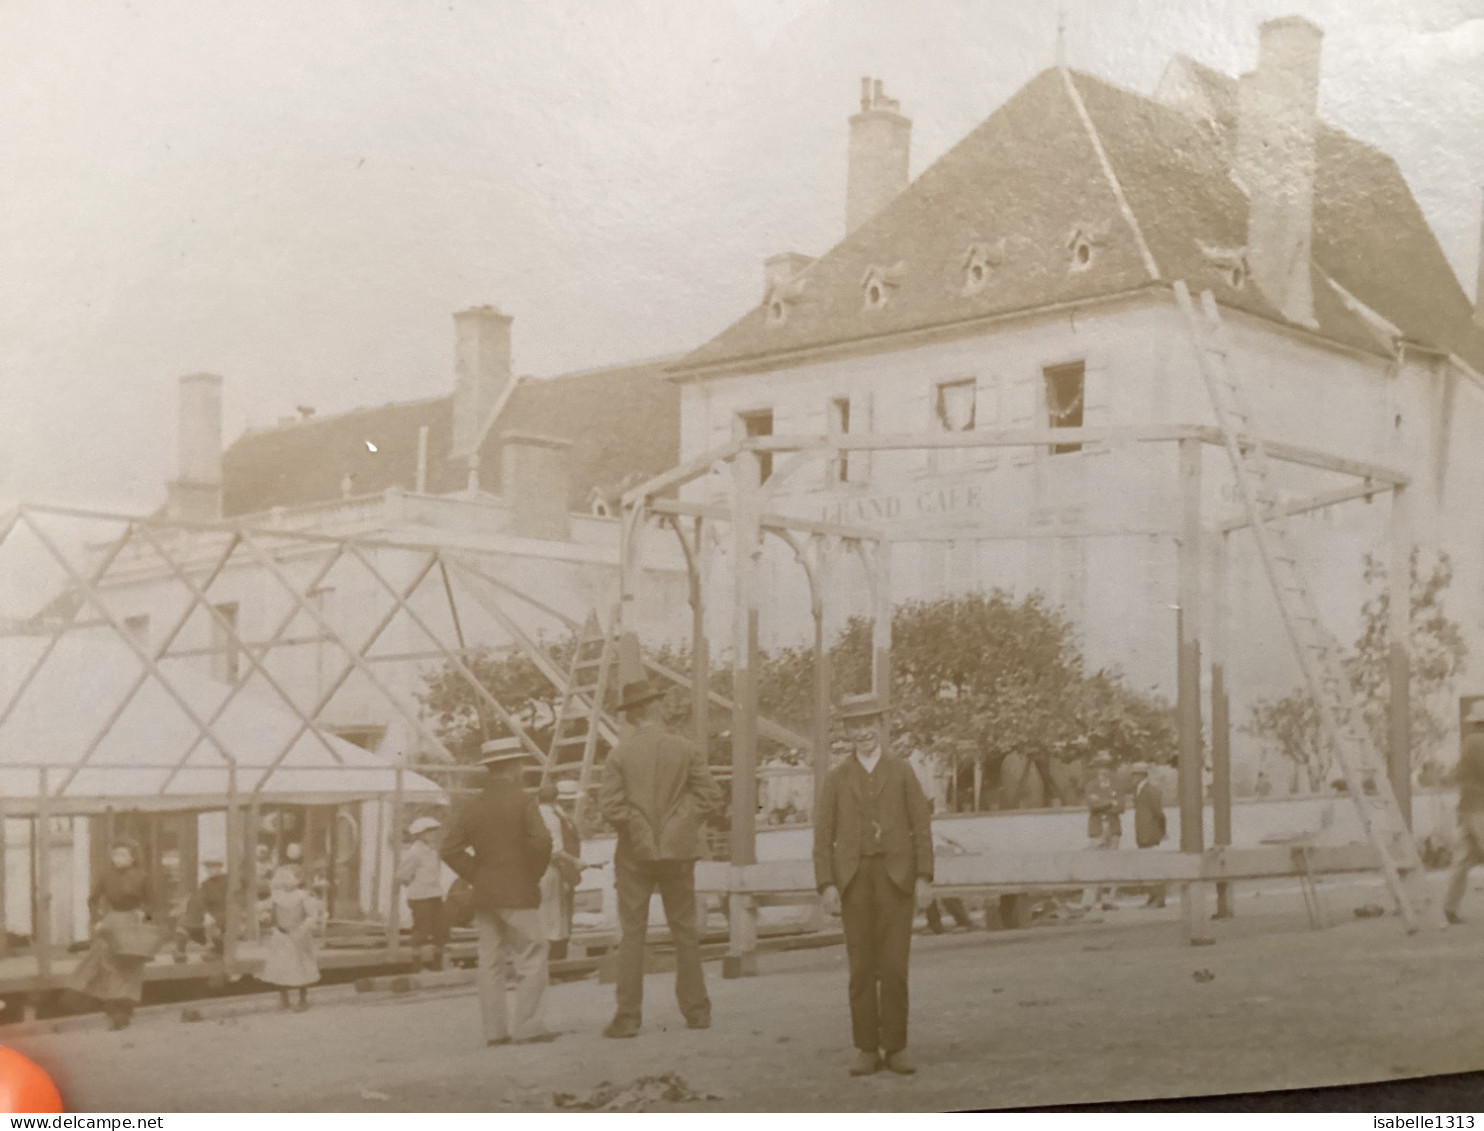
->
259, 865, 324, 1011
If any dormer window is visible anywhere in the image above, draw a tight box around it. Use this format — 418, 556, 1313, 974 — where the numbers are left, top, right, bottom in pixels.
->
1200, 244, 1251, 291
1066, 224, 1107, 273
763, 275, 807, 327
860, 262, 905, 312
961, 239, 1005, 296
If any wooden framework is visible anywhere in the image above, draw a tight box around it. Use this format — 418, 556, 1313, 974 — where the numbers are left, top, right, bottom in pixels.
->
619, 419, 1411, 966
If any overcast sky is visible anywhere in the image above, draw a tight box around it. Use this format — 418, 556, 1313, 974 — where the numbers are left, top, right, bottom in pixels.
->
2, 0, 1481, 514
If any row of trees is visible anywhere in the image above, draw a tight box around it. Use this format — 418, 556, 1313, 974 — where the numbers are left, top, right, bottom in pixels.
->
417, 589, 1181, 811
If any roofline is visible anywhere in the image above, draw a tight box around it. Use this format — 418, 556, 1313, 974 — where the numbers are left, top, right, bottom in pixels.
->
667, 286, 1172, 382
1060, 67, 1161, 283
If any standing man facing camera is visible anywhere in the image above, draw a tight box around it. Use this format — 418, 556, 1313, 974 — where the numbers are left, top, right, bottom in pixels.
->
814, 696, 935, 1077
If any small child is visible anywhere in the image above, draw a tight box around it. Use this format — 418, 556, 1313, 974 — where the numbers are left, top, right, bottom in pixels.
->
258, 865, 323, 1011
397, 817, 446, 971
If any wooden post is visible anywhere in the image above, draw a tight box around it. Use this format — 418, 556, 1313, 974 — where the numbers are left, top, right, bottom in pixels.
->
223, 766, 241, 973
34, 769, 52, 984
688, 518, 711, 766
0, 796, 8, 959
1210, 530, 1234, 918
871, 541, 893, 710
811, 539, 833, 816
1388, 485, 1413, 825
369, 796, 384, 917
1176, 440, 1212, 943
725, 450, 761, 979
388, 766, 405, 961
247, 795, 262, 943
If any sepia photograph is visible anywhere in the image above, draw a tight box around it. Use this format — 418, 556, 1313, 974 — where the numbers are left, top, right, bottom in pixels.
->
1, 0, 1483, 1115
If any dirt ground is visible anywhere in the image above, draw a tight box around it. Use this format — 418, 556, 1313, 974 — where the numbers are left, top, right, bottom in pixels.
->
12, 875, 1484, 1113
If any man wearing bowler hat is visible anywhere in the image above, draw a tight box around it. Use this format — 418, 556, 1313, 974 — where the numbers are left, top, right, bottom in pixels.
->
814, 695, 934, 1077
598, 678, 722, 1038
441, 736, 556, 1046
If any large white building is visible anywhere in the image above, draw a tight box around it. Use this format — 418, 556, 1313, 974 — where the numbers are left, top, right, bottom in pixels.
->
665, 19, 1484, 793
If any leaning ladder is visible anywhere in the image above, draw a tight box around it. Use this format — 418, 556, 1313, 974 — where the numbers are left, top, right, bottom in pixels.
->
545, 609, 619, 803
1173, 281, 1437, 933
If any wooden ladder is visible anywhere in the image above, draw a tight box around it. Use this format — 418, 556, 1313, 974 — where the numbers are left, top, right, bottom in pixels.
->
545, 610, 619, 803
1174, 281, 1438, 933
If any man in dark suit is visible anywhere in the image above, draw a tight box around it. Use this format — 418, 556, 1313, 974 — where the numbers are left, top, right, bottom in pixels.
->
1130, 762, 1168, 908
814, 696, 934, 1077
598, 678, 723, 1038
441, 736, 555, 1046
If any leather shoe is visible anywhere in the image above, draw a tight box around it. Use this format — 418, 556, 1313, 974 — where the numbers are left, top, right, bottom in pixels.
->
686, 1015, 711, 1030
884, 1050, 917, 1075
848, 1050, 880, 1076
1446, 911, 1464, 925
603, 1019, 640, 1039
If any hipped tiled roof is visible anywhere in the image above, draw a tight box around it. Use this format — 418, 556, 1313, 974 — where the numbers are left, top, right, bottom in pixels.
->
221, 358, 679, 518
676, 65, 1483, 374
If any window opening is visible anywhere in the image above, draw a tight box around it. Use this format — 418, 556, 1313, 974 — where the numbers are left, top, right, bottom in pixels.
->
829, 397, 852, 484
211, 601, 240, 683
739, 409, 774, 483
1043, 361, 1085, 455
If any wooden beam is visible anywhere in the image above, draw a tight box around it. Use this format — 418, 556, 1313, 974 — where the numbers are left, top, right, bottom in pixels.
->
750, 424, 1198, 453
646, 497, 879, 542
33, 769, 51, 984
622, 438, 747, 507
695, 843, 1386, 894
1389, 486, 1413, 825
1210, 530, 1234, 919
726, 450, 761, 978
1176, 440, 1211, 943
1216, 479, 1389, 533
887, 521, 1177, 543
1192, 427, 1408, 486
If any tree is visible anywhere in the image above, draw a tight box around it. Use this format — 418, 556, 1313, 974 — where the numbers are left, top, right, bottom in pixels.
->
831, 591, 1177, 806
1245, 550, 1467, 789
415, 634, 576, 764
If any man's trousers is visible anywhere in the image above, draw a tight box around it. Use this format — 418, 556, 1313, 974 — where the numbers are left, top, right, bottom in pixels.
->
840, 855, 915, 1054
473, 907, 549, 1042
612, 854, 711, 1027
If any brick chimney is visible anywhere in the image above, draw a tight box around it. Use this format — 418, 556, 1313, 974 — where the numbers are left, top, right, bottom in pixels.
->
1235, 16, 1323, 328
846, 78, 911, 237
500, 433, 571, 541
167, 372, 222, 521
451, 306, 514, 478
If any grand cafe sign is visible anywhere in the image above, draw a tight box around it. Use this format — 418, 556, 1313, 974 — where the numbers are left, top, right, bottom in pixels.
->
818, 482, 986, 526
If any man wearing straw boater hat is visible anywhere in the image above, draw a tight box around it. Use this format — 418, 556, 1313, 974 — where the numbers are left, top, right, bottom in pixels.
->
814, 695, 934, 1077
441, 735, 556, 1045
1443, 699, 1484, 924
597, 677, 722, 1039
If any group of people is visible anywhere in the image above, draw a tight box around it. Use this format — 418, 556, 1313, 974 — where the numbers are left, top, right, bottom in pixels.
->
436, 677, 939, 1076
1083, 749, 1169, 909
73, 842, 327, 1029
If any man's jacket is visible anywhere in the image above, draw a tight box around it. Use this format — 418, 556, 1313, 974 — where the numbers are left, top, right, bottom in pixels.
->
441, 776, 552, 910
598, 724, 722, 862
813, 753, 934, 895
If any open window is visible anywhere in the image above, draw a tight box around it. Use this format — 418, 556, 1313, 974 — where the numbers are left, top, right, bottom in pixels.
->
933, 378, 976, 472
738, 408, 774, 483
1043, 361, 1085, 455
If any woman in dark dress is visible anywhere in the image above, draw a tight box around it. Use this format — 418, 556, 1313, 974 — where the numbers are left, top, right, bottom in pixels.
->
72, 838, 154, 1030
